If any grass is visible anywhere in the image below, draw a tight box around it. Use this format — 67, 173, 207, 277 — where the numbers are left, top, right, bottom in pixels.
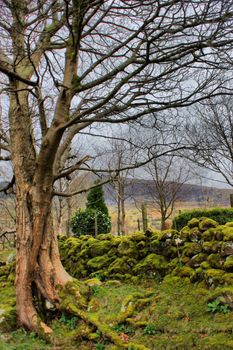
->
1, 251, 233, 349
1, 276, 233, 349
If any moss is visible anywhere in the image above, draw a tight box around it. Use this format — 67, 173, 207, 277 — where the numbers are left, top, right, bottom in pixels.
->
89, 269, 107, 280
149, 239, 162, 254
85, 278, 102, 287
130, 232, 146, 242
172, 266, 194, 278
225, 221, 233, 227
104, 280, 122, 287
221, 242, 233, 256
150, 230, 162, 240
199, 217, 218, 231
200, 261, 211, 269
188, 227, 202, 242
208, 286, 233, 309
108, 257, 137, 275
0, 306, 17, 331
224, 255, 233, 271
221, 226, 233, 241
162, 245, 178, 259
203, 269, 226, 286
207, 254, 223, 269
182, 242, 202, 257
201, 228, 218, 241
117, 238, 137, 258
144, 228, 154, 238
87, 254, 115, 270
168, 256, 189, 270
96, 233, 113, 241
89, 240, 113, 258
58, 280, 90, 311
133, 254, 167, 274
222, 273, 233, 285
160, 229, 179, 241
190, 267, 204, 282
188, 253, 208, 268
187, 217, 200, 228
136, 240, 146, 249
202, 241, 220, 254
180, 225, 191, 240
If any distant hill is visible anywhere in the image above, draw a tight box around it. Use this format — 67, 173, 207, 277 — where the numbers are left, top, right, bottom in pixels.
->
104, 179, 233, 207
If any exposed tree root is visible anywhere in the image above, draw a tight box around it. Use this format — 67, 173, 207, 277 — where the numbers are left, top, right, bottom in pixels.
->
58, 280, 153, 350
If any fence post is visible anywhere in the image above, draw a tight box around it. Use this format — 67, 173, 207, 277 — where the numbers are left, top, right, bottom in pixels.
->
141, 203, 148, 232
230, 194, 233, 208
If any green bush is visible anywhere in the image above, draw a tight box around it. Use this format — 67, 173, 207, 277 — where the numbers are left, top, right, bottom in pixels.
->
86, 181, 109, 216
172, 208, 233, 231
70, 208, 112, 236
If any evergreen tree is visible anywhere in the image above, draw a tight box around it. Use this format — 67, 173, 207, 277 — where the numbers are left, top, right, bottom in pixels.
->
86, 181, 109, 216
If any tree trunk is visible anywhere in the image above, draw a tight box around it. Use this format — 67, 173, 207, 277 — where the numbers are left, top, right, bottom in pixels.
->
160, 214, 166, 231
115, 179, 122, 235
66, 197, 71, 237
15, 184, 71, 333
120, 181, 126, 235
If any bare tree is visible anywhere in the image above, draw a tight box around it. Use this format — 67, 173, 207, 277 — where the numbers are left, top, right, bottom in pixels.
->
187, 96, 233, 187
145, 155, 190, 230
0, 0, 232, 337
104, 132, 136, 235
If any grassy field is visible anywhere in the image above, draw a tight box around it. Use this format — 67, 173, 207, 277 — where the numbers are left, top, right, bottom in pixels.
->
108, 200, 227, 234
1, 246, 233, 350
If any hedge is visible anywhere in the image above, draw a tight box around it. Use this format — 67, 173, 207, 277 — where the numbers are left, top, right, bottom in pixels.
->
172, 207, 233, 231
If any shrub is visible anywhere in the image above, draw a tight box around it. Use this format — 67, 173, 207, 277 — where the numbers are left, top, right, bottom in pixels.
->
70, 208, 112, 236
172, 208, 233, 231
86, 181, 109, 216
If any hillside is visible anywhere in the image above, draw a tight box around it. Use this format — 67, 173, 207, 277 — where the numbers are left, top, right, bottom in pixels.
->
104, 179, 232, 207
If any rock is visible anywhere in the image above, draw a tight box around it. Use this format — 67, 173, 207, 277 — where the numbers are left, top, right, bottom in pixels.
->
133, 254, 167, 274
108, 257, 137, 274
199, 218, 218, 231
224, 256, 233, 271
204, 269, 226, 287
172, 266, 194, 278
221, 226, 233, 241
87, 254, 115, 270
160, 229, 179, 241
202, 228, 217, 241
187, 218, 200, 229
188, 227, 202, 242
221, 242, 233, 256
180, 226, 190, 241
202, 241, 220, 254
188, 253, 208, 268
182, 242, 202, 257
85, 278, 102, 286
45, 300, 55, 310
6, 253, 15, 265
89, 240, 113, 257
207, 254, 223, 269
117, 238, 137, 258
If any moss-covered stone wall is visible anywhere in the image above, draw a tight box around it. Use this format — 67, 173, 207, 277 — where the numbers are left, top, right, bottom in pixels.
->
59, 217, 233, 286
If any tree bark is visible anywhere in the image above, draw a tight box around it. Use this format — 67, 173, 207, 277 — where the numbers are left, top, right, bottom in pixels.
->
15, 184, 72, 332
